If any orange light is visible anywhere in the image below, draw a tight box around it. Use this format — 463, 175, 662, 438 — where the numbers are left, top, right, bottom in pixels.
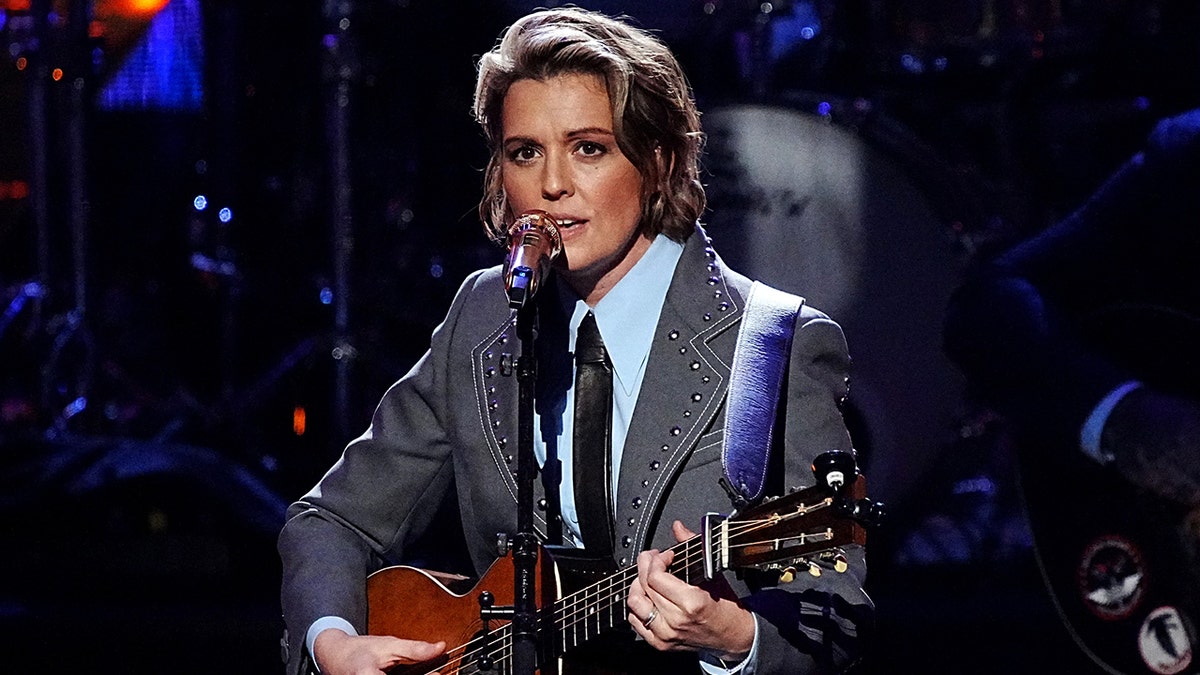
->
293, 406, 307, 436
51, 68, 63, 81
8, 0, 32, 11
16, 57, 27, 71
124, 0, 170, 15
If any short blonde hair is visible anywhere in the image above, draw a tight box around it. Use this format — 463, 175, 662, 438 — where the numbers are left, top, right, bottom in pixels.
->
473, 7, 705, 243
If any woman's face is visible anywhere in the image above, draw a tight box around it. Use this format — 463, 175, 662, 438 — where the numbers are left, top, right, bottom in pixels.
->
500, 73, 650, 304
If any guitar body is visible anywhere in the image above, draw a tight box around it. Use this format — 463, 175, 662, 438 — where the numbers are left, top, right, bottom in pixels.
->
367, 552, 540, 674
367, 547, 634, 675
1018, 306, 1200, 674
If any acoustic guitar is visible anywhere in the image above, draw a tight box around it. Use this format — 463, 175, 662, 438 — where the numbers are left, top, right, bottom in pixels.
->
1017, 306, 1200, 675
366, 453, 876, 674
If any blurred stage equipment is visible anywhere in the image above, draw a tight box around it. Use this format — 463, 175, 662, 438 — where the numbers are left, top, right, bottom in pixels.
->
322, 0, 360, 445
1, 0, 175, 433
703, 95, 986, 506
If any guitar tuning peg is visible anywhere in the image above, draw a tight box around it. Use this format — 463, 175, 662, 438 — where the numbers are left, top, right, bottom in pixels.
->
807, 561, 822, 578
812, 450, 859, 493
833, 553, 848, 573
778, 566, 797, 584
787, 485, 798, 494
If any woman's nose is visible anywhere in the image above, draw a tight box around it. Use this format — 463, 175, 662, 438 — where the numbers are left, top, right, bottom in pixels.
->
541, 153, 572, 200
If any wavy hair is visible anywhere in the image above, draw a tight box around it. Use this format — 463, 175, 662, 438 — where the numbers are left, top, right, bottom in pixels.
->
473, 7, 705, 244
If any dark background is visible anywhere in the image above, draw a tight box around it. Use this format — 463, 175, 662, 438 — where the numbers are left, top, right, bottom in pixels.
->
2, 0, 1198, 672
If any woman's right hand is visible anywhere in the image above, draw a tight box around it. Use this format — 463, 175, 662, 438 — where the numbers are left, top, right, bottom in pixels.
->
313, 628, 446, 675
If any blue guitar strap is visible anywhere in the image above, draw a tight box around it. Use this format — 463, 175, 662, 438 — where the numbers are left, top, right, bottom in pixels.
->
722, 281, 803, 505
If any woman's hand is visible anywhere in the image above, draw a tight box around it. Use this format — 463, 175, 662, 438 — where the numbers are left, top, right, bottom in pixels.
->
625, 520, 756, 662
313, 628, 446, 675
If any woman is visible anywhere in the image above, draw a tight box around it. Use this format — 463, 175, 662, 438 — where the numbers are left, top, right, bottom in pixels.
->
279, 8, 873, 675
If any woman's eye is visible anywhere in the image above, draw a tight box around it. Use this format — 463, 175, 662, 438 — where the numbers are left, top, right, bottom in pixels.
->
509, 146, 539, 163
577, 141, 605, 157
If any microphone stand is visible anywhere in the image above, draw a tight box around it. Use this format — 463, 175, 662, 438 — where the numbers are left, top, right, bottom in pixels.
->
511, 297, 539, 675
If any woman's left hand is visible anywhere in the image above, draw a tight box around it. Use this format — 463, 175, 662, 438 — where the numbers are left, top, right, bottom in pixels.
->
626, 520, 756, 661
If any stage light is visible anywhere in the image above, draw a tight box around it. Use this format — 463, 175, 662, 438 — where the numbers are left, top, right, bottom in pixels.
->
96, 0, 203, 112
111, 0, 169, 16
293, 406, 306, 436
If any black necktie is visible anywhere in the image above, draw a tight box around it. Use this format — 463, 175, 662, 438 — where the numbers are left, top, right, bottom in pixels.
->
573, 311, 614, 557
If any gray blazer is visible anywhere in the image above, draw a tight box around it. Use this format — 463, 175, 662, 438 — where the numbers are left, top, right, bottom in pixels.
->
278, 225, 873, 674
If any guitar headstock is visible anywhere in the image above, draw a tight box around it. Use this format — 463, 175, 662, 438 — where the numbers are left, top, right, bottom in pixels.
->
702, 453, 882, 582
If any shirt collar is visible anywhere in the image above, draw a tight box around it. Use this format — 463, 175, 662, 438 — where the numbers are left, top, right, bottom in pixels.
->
562, 234, 685, 396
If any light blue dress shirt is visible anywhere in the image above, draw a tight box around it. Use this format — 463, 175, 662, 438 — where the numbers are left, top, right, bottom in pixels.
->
541, 234, 683, 545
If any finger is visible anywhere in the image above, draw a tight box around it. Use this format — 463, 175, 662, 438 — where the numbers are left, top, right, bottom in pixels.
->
642, 555, 694, 609
626, 576, 656, 621
628, 598, 677, 649
635, 547, 662, 593
636, 548, 682, 608
390, 639, 446, 664
672, 519, 696, 542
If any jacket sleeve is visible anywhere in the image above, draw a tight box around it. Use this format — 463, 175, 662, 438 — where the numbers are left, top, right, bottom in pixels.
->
277, 269, 486, 674
943, 109, 1200, 448
743, 307, 874, 674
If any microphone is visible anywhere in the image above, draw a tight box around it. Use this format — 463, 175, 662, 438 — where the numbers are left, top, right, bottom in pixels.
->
504, 210, 562, 309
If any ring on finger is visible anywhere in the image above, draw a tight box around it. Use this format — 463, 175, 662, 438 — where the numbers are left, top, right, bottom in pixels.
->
642, 606, 659, 629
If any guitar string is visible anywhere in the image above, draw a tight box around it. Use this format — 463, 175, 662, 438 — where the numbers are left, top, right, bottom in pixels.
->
406, 515, 806, 674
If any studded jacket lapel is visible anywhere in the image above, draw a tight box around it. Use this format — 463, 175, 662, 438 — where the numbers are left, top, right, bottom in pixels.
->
611, 227, 750, 561
471, 308, 555, 541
